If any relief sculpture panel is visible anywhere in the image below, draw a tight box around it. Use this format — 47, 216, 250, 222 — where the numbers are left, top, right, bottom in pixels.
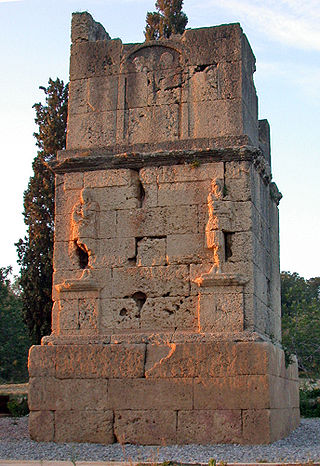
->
121, 45, 184, 143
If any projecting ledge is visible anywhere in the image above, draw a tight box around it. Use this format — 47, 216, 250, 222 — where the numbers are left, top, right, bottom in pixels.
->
195, 271, 249, 287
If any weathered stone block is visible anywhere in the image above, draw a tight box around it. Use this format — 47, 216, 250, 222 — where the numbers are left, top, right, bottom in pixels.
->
55, 410, 114, 443
100, 298, 140, 331
109, 378, 193, 409
167, 233, 209, 264
189, 63, 221, 103
53, 242, 79, 271
55, 379, 109, 411
52, 270, 86, 301
123, 72, 149, 109
136, 237, 167, 266
78, 297, 99, 332
55, 344, 145, 378
189, 100, 243, 140
124, 104, 180, 145
69, 39, 121, 81
29, 411, 54, 442
90, 184, 140, 211
145, 341, 271, 378
64, 172, 84, 190
71, 12, 110, 45
140, 296, 198, 331
177, 409, 242, 444
29, 377, 57, 410
158, 180, 211, 207
225, 162, 252, 201
269, 407, 300, 442
269, 375, 300, 409
219, 61, 242, 100
85, 75, 119, 112
242, 408, 271, 444
98, 211, 117, 239
197, 200, 253, 235
227, 231, 253, 263
67, 79, 88, 115
116, 205, 199, 238
114, 409, 177, 445
55, 186, 80, 217
183, 24, 242, 65
198, 291, 244, 332
157, 162, 224, 183
84, 168, 132, 188
243, 407, 300, 444
57, 298, 79, 331
112, 265, 190, 298
194, 375, 269, 409
28, 345, 56, 377
67, 110, 117, 150
96, 237, 136, 267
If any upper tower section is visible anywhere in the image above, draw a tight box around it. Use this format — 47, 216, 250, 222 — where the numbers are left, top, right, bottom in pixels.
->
66, 12, 259, 152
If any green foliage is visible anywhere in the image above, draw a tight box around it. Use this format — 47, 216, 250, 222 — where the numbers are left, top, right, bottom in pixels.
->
16, 78, 68, 344
190, 159, 200, 168
0, 267, 31, 383
145, 0, 188, 40
281, 271, 320, 379
299, 388, 320, 418
7, 394, 29, 417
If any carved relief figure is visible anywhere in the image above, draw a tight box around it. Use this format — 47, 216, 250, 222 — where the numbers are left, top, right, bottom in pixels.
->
71, 188, 99, 269
205, 193, 223, 273
205, 180, 233, 273
131, 46, 182, 105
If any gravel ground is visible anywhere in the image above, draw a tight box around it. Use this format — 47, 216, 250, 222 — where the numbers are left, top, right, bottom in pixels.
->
0, 417, 319, 463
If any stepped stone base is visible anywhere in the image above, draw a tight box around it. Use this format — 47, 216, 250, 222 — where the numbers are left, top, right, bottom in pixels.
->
28, 336, 299, 444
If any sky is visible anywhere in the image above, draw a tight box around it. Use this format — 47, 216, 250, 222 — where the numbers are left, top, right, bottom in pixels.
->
0, 0, 319, 279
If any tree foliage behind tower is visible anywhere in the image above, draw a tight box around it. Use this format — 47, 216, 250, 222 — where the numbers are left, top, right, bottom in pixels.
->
16, 78, 68, 345
145, 0, 188, 41
281, 271, 320, 378
0, 267, 31, 383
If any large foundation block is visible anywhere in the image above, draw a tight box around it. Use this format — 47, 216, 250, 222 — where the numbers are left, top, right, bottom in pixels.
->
29, 12, 299, 444
29, 340, 299, 444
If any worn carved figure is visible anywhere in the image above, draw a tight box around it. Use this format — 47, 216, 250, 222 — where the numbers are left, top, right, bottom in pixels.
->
205, 180, 230, 273
71, 188, 99, 269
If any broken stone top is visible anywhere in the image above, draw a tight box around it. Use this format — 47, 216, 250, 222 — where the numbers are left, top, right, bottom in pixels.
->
66, 12, 266, 157
71, 12, 110, 43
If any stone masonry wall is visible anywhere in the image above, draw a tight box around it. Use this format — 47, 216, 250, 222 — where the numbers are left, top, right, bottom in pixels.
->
52, 157, 280, 339
67, 13, 258, 150
29, 341, 299, 444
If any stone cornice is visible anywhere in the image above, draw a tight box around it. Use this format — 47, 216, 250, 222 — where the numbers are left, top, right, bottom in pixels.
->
51, 144, 272, 183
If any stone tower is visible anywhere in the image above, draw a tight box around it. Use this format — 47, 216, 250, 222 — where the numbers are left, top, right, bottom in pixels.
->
28, 12, 299, 444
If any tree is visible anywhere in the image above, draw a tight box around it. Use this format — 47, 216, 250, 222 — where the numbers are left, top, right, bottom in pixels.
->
16, 78, 68, 345
145, 0, 188, 41
0, 267, 31, 383
281, 271, 320, 378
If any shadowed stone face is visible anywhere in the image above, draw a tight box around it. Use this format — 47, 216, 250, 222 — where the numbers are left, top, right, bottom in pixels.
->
28, 11, 299, 445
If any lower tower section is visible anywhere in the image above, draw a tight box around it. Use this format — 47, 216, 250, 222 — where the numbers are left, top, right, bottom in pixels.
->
29, 338, 299, 444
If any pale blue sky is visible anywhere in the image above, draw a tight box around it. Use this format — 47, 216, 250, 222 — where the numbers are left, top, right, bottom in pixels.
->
0, 0, 319, 278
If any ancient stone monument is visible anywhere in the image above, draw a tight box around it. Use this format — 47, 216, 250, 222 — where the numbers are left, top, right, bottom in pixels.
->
28, 12, 300, 444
